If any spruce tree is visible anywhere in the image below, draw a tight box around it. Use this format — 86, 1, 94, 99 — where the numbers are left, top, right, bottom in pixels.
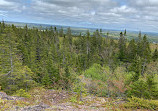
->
124, 29, 127, 36
152, 49, 158, 61
118, 32, 126, 61
137, 31, 142, 56
129, 55, 142, 81
127, 39, 137, 62
59, 27, 64, 37
66, 27, 72, 46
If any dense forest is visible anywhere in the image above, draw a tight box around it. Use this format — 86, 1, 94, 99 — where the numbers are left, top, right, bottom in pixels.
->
0, 21, 158, 110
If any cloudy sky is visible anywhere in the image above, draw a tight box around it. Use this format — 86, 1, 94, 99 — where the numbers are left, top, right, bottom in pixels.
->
0, 0, 158, 32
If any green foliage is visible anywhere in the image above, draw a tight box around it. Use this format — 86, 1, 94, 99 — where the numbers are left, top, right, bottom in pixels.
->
72, 76, 87, 102
42, 73, 51, 87
84, 64, 106, 82
126, 39, 137, 62
126, 74, 158, 99
124, 29, 127, 36
118, 32, 127, 61
146, 74, 158, 99
0, 65, 37, 94
129, 55, 142, 81
124, 96, 158, 110
63, 66, 71, 89
126, 79, 150, 99
152, 49, 158, 61
15, 89, 31, 98
70, 95, 78, 103
90, 80, 107, 97
0, 22, 157, 103
141, 35, 151, 61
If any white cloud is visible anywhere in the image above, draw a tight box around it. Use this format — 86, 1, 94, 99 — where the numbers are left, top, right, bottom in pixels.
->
0, 0, 18, 9
0, 10, 7, 17
135, 0, 158, 6
25, 0, 158, 32
0, 0, 158, 32
111, 5, 137, 14
0, 0, 13, 6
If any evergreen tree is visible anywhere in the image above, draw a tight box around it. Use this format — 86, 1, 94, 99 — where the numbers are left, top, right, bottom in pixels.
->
129, 55, 142, 81
127, 80, 150, 98
152, 48, 158, 61
64, 66, 71, 89
146, 74, 158, 99
141, 34, 151, 60
127, 39, 137, 62
118, 32, 126, 61
0, 22, 156, 98
137, 31, 142, 56
124, 29, 127, 36
42, 73, 51, 87
141, 35, 151, 75
59, 27, 64, 37
66, 27, 72, 46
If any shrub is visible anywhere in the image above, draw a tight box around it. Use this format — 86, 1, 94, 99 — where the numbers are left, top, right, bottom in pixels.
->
72, 76, 87, 102
84, 64, 106, 81
124, 96, 158, 110
15, 89, 31, 98
0, 66, 37, 95
126, 74, 158, 99
126, 79, 150, 99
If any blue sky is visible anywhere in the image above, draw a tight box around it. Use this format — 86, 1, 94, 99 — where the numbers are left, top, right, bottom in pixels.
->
0, 0, 158, 32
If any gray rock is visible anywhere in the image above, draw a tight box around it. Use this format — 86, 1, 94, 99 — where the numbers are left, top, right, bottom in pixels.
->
21, 104, 50, 111
0, 92, 7, 97
0, 92, 24, 100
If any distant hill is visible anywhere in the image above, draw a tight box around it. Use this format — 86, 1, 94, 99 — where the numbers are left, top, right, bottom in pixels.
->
4, 21, 158, 43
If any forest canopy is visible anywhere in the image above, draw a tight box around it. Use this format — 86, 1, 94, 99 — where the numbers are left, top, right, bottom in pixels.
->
0, 22, 158, 101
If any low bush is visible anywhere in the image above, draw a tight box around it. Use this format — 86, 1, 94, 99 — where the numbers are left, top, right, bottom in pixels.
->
124, 96, 158, 110
15, 89, 31, 98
